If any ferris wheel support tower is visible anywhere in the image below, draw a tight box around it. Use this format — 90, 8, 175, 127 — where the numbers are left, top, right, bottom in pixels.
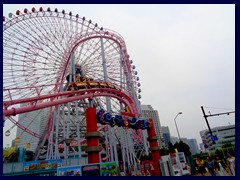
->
3, 7, 148, 171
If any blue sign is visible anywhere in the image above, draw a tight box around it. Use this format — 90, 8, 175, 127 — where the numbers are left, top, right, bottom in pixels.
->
211, 135, 218, 141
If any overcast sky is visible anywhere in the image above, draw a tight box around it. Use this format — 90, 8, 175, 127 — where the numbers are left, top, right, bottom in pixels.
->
3, 4, 235, 148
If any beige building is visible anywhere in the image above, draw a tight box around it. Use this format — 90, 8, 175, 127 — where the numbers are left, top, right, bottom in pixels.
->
200, 124, 235, 151
141, 105, 163, 147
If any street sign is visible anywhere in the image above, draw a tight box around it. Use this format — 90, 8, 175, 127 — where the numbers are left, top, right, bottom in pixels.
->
211, 135, 218, 141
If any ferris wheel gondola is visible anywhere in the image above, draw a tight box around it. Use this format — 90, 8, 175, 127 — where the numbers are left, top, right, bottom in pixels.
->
3, 7, 146, 167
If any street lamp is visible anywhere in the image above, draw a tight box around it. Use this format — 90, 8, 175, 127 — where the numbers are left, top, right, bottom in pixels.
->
174, 112, 182, 141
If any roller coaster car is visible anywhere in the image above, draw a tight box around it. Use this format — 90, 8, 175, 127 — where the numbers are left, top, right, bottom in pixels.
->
67, 74, 121, 91
105, 83, 115, 89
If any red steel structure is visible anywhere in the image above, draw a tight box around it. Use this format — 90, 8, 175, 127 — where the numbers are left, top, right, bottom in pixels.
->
85, 107, 101, 164
147, 119, 162, 176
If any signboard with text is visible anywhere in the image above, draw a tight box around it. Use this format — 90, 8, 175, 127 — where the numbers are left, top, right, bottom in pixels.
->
23, 159, 62, 171
57, 165, 81, 176
81, 163, 101, 176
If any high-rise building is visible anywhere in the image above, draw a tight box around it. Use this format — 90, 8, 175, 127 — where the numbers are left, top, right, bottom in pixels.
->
161, 126, 171, 147
16, 106, 49, 152
200, 124, 235, 151
199, 143, 206, 152
141, 105, 163, 147
187, 139, 200, 155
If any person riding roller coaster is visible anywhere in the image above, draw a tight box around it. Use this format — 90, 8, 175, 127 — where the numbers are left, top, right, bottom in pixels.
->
66, 68, 85, 82
66, 68, 121, 91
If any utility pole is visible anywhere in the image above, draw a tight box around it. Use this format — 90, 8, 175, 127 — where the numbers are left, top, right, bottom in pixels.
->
201, 106, 235, 144
201, 106, 215, 144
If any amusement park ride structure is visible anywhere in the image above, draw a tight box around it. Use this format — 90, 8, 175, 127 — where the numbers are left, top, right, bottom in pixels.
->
3, 7, 160, 175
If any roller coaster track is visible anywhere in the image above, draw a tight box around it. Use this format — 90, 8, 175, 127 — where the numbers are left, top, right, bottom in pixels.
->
3, 87, 138, 119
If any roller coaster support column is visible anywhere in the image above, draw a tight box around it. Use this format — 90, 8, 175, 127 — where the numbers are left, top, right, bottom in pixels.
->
147, 119, 162, 176
85, 106, 102, 164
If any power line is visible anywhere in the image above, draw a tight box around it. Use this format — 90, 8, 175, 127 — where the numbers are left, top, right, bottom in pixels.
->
203, 106, 235, 111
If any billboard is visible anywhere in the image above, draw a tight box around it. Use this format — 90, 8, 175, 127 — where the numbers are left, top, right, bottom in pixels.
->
23, 159, 62, 171
178, 152, 186, 163
100, 162, 118, 176
81, 163, 101, 176
57, 165, 81, 176
56, 161, 119, 176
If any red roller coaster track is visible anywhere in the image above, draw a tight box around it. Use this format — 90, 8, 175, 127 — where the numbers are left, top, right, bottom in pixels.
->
4, 87, 138, 120
3, 8, 143, 161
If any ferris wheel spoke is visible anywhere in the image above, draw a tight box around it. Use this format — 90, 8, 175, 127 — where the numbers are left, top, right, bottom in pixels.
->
3, 7, 143, 161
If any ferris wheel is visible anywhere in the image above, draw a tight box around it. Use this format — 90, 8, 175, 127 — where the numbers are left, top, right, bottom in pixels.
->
3, 7, 147, 168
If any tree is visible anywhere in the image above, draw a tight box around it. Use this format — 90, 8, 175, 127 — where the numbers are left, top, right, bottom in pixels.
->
174, 141, 191, 157
173, 141, 191, 164
222, 142, 233, 149
168, 141, 175, 153
159, 146, 168, 156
